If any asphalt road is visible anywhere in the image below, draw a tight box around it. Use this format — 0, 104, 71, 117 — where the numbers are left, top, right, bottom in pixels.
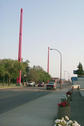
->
0, 85, 71, 126
0, 88, 50, 114
0, 83, 71, 114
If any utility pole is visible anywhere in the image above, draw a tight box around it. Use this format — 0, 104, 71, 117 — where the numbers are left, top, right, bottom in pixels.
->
50, 48, 62, 88
47, 47, 50, 74
17, 8, 23, 85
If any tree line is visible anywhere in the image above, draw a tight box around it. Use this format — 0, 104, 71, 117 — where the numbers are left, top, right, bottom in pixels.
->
0, 59, 51, 84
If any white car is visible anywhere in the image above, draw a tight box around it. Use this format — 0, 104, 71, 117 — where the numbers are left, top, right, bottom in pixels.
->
46, 82, 56, 90
72, 84, 80, 89
28, 81, 36, 87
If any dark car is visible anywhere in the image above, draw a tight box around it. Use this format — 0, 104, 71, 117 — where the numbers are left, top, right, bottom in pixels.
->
46, 82, 56, 90
38, 82, 44, 87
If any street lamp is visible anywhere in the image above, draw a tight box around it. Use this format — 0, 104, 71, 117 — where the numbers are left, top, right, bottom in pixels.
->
64, 71, 70, 81
50, 48, 62, 88
47, 47, 50, 74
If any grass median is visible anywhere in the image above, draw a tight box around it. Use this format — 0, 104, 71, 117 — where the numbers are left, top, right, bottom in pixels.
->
0, 83, 21, 89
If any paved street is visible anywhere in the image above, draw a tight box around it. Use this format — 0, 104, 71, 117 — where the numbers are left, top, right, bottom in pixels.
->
0, 87, 70, 126
0, 88, 49, 114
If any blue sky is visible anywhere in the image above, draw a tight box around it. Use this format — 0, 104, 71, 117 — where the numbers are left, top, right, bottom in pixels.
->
0, 0, 84, 79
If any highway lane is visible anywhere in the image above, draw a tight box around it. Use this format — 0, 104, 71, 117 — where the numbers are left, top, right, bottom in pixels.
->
0, 83, 71, 114
0, 85, 71, 126
0, 87, 70, 126
0, 88, 50, 114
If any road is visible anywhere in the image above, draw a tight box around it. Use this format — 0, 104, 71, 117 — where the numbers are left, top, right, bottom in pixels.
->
0, 86, 71, 126
0, 88, 50, 114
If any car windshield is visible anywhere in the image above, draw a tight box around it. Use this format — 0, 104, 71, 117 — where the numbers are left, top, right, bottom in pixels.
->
29, 81, 33, 83
48, 82, 54, 85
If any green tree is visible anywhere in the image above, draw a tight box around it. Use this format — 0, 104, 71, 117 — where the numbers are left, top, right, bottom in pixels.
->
0, 59, 29, 84
76, 62, 84, 77
0, 59, 51, 84
28, 65, 51, 83
0, 61, 5, 82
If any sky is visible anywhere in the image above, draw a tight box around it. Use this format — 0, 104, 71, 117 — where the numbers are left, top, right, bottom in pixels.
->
0, 0, 84, 79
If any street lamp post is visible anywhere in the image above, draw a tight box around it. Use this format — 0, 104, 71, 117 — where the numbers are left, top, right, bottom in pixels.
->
47, 47, 50, 74
64, 71, 70, 81
50, 48, 62, 88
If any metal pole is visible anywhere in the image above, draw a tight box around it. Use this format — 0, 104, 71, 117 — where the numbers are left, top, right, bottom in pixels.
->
50, 48, 62, 88
64, 71, 70, 80
60, 52, 62, 88
47, 47, 50, 74
17, 8, 23, 85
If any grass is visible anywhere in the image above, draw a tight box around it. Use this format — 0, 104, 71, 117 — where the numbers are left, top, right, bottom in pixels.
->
0, 83, 21, 89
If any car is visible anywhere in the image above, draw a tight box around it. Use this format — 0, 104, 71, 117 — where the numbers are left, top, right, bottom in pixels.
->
72, 84, 80, 89
27, 81, 36, 87
38, 82, 44, 87
46, 82, 56, 90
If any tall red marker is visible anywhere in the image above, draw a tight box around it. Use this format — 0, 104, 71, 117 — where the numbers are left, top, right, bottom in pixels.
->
17, 8, 23, 84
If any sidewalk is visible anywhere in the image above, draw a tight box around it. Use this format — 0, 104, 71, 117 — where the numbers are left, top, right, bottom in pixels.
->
71, 90, 84, 126
80, 89, 84, 97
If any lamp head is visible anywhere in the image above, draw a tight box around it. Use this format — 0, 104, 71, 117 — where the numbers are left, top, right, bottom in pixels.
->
50, 48, 53, 50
